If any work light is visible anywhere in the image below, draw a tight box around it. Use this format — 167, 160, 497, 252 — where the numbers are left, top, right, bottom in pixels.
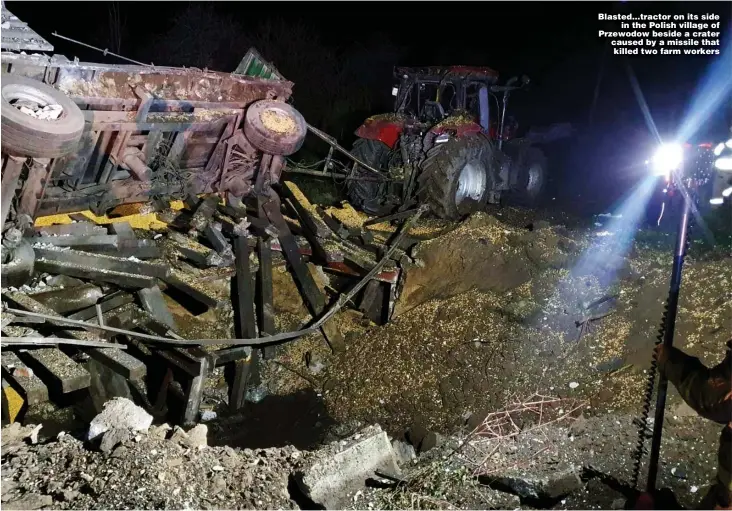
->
651, 143, 684, 177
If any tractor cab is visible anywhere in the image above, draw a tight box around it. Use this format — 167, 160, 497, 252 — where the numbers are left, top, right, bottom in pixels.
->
393, 66, 499, 127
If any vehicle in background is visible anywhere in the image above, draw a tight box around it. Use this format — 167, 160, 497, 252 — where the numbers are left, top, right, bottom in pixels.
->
346, 66, 570, 219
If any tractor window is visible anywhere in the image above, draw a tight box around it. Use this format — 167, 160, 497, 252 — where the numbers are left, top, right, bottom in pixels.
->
418, 83, 442, 122
466, 83, 482, 118
439, 84, 457, 114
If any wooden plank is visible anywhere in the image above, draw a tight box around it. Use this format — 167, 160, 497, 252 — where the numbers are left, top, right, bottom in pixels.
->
161, 270, 222, 309
133, 86, 154, 123
283, 181, 333, 238
233, 237, 258, 339
257, 236, 276, 359
87, 347, 146, 381
182, 353, 209, 426
143, 131, 165, 163
86, 120, 233, 133
262, 197, 344, 352
21, 346, 90, 394
34, 259, 155, 289
1, 350, 49, 405
138, 285, 177, 331
230, 236, 258, 410
3, 292, 145, 382
82, 110, 241, 124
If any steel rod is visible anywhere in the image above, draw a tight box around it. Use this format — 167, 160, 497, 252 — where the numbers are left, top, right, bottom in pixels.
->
306, 124, 384, 176
1, 337, 127, 349
51, 32, 153, 67
646, 189, 692, 492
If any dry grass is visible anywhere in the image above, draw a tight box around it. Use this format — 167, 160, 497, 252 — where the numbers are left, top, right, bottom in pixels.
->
458, 393, 586, 476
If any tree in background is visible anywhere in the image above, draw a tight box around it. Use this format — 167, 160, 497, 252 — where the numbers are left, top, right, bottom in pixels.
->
150, 4, 384, 139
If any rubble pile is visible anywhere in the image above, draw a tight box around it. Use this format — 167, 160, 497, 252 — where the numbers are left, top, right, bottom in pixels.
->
1, 411, 303, 510
1, 191, 729, 510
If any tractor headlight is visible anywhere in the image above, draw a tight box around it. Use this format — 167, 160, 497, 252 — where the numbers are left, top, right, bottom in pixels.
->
651, 143, 684, 177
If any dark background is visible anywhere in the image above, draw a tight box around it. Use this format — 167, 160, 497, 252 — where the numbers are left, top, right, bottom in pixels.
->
7, 1, 732, 214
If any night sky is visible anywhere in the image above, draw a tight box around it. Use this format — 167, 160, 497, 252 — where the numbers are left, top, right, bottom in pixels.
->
6, 1, 731, 211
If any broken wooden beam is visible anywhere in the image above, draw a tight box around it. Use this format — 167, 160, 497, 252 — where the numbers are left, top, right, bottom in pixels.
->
34, 258, 155, 289
28, 284, 105, 315
316, 206, 351, 240
204, 222, 235, 261
1, 350, 49, 405
34, 234, 120, 250
167, 231, 225, 268
137, 285, 177, 331
283, 181, 333, 239
190, 196, 220, 232
263, 196, 344, 352
34, 247, 169, 278
68, 291, 134, 321
36, 222, 108, 236
3, 293, 146, 382
20, 342, 91, 394
363, 208, 420, 227
230, 235, 258, 410
160, 270, 223, 309
256, 234, 276, 358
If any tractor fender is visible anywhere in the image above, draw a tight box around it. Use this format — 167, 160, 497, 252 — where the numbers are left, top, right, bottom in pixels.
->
428, 116, 483, 138
354, 115, 406, 149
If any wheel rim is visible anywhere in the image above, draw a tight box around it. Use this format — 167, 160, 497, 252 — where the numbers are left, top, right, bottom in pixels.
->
455, 162, 486, 205
526, 164, 543, 195
3, 84, 64, 121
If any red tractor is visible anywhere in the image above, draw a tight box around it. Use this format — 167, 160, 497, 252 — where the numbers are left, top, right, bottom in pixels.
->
346, 66, 548, 219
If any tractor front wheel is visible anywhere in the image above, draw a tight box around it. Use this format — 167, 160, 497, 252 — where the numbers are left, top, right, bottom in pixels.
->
346, 138, 391, 215
418, 137, 492, 220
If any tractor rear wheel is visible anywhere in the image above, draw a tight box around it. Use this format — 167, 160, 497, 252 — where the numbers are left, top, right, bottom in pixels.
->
418, 137, 492, 220
508, 146, 547, 207
346, 138, 391, 215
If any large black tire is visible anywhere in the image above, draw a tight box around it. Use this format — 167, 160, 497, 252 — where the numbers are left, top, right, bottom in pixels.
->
346, 138, 391, 215
1, 74, 85, 158
418, 137, 492, 220
243, 100, 307, 156
508, 146, 547, 207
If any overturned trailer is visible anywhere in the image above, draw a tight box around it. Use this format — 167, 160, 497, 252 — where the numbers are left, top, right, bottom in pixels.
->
0, 50, 307, 232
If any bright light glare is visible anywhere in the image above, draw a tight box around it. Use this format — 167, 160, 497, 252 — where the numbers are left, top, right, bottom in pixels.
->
715, 157, 732, 171
726, 138, 732, 149
710, 197, 724, 205
652, 143, 683, 175
723, 186, 732, 198
715, 143, 726, 156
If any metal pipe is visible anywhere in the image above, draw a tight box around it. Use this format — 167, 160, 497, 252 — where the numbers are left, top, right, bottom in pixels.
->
3, 306, 318, 346
284, 168, 385, 182
497, 92, 510, 151
306, 124, 384, 176
1, 156, 26, 233
0, 337, 126, 349
645, 187, 692, 492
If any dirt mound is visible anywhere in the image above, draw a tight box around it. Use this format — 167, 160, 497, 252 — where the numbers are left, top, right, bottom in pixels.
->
272, 209, 730, 449
395, 212, 580, 316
